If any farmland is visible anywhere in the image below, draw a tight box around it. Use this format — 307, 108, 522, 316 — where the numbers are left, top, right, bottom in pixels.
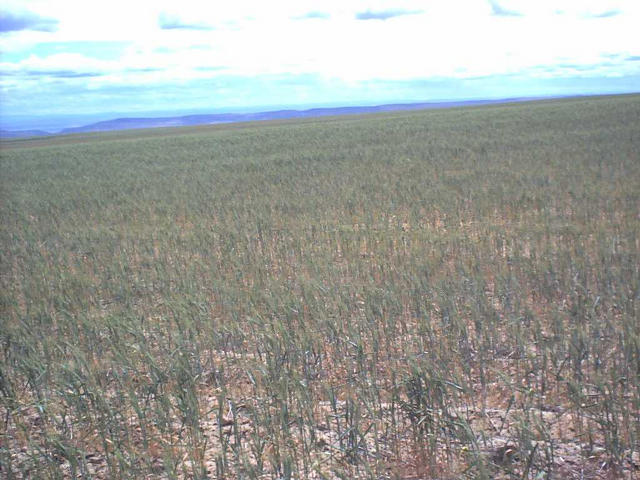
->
1, 95, 639, 479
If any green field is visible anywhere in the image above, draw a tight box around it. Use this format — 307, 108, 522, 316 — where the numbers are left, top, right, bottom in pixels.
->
1, 95, 639, 479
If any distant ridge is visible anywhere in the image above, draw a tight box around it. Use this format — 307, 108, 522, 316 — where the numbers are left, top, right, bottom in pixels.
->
0, 128, 52, 138
1, 98, 540, 138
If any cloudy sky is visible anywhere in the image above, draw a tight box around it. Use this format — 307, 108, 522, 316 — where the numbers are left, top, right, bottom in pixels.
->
1, 0, 639, 128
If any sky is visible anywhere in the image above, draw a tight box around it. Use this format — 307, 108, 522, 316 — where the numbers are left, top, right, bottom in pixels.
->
1, 0, 639, 130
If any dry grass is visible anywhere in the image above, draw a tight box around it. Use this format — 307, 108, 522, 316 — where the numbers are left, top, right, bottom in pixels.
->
1, 95, 639, 479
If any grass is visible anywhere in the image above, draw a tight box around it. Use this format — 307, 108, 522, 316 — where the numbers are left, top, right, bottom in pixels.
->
1, 94, 639, 479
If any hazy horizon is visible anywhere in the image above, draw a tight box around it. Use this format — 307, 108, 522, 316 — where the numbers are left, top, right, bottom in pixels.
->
1, 93, 563, 132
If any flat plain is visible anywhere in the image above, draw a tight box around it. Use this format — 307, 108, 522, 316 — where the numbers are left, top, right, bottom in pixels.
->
1, 95, 639, 479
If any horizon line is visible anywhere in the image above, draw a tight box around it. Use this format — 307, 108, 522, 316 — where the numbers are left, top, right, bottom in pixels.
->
2, 92, 639, 139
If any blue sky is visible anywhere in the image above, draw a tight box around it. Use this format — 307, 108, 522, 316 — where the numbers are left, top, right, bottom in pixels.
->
1, 0, 639, 129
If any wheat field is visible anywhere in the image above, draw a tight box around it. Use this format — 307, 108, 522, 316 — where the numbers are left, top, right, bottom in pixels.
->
1, 95, 639, 479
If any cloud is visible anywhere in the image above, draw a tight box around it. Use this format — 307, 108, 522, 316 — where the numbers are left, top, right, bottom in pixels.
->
588, 10, 622, 18
627, 56, 640, 62
0, 48, 231, 91
0, 68, 102, 78
553, 63, 599, 72
158, 13, 214, 31
126, 67, 163, 73
194, 66, 225, 72
2, 0, 639, 121
355, 9, 423, 21
0, 53, 114, 82
488, 1, 522, 17
27, 70, 102, 78
0, 10, 58, 32
295, 11, 331, 20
